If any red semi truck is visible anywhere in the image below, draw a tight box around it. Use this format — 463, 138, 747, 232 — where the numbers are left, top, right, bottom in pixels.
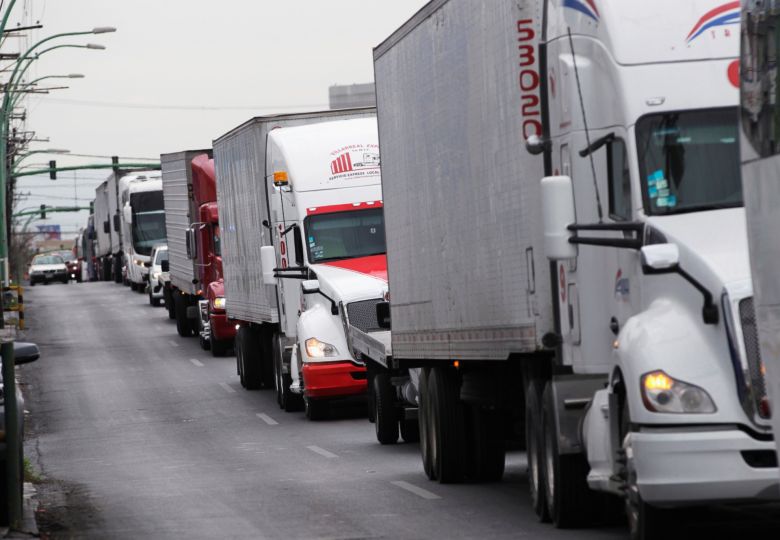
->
160, 151, 235, 355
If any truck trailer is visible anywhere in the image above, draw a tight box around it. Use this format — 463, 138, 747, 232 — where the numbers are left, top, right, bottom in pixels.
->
93, 182, 112, 281
740, 0, 780, 473
369, 0, 778, 537
214, 110, 385, 419
159, 150, 234, 355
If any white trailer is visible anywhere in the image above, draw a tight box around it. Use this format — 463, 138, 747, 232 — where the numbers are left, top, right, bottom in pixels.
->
120, 174, 165, 291
373, 0, 778, 537
214, 110, 385, 419
93, 181, 113, 281
740, 0, 780, 475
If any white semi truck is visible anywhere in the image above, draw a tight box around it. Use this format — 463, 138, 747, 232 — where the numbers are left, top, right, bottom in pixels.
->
369, 0, 778, 537
740, 0, 780, 472
214, 110, 386, 420
119, 174, 166, 291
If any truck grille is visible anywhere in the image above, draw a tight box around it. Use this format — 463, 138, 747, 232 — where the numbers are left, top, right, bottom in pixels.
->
739, 297, 770, 419
347, 299, 383, 333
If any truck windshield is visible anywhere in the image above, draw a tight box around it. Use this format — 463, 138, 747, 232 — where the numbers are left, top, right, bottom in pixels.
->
636, 107, 741, 215
132, 210, 167, 255
304, 207, 385, 263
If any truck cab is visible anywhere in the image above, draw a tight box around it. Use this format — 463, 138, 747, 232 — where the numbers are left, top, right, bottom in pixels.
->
260, 117, 385, 419
535, 0, 778, 534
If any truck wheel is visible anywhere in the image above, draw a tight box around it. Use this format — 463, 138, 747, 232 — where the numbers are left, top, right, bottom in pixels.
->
418, 368, 435, 479
400, 418, 419, 443
241, 327, 262, 390
373, 372, 399, 444
236, 329, 246, 386
304, 397, 329, 421
429, 366, 467, 483
174, 294, 194, 337
130, 282, 138, 292
211, 339, 229, 357
200, 333, 211, 351
620, 397, 672, 540
525, 380, 550, 522
541, 381, 593, 528
113, 257, 122, 284
467, 405, 505, 482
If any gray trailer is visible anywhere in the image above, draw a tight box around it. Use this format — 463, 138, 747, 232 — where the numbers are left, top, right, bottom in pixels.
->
93, 181, 113, 281
160, 149, 213, 335
213, 108, 376, 393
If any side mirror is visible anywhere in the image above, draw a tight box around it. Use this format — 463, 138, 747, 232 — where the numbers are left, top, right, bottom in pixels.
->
113, 214, 121, 232
185, 228, 198, 260
376, 301, 391, 329
103, 220, 110, 234
293, 226, 305, 266
260, 245, 277, 285
123, 204, 132, 224
14, 341, 39, 364
301, 279, 320, 294
640, 244, 679, 273
161, 259, 169, 272
541, 175, 577, 260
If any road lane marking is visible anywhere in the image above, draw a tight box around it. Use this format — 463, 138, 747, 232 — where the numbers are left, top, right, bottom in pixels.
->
168, 340, 179, 348
219, 382, 236, 394
189, 358, 204, 367
390, 481, 441, 500
307, 445, 338, 459
256, 413, 279, 426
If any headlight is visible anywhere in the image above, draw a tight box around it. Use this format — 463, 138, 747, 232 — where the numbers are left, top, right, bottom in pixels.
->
641, 370, 716, 414
134, 259, 145, 267
152, 272, 161, 281
305, 338, 339, 358
213, 297, 226, 310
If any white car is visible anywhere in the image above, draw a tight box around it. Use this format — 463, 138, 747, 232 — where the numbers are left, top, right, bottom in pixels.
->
147, 245, 168, 306
28, 254, 68, 286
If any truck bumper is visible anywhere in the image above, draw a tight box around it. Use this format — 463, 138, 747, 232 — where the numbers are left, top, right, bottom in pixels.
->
210, 312, 236, 341
302, 361, 366, 399
631, 427, 780, 505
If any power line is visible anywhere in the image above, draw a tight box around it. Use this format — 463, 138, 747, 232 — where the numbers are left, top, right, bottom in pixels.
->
64, 153, 159, 161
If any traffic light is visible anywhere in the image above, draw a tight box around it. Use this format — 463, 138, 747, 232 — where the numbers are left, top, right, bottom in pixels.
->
40, 204, 46, 219
49, 160, 56, 180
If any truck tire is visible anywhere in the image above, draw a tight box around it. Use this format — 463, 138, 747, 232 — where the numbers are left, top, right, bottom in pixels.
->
400, 418, 419, 443
373, 372, 399, 444
174, 294, 194, 337
273, 333, 302, 411
211, 338, 229, 357
304, 397, 329, 421
620, 396, 674, 540
525, 380, 550, 522
429, 366, 467, 483
541, 381, 593, 528
240, 326, 262, 390
467, 405, 505, 482
418, 368, 435, 480
149, 291, 161, 307
113, 257, 122, 284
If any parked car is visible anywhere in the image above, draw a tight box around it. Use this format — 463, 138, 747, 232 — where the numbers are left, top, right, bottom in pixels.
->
50, 250, 81, 282
148, 245, 168, 307
28, 254, 68, 286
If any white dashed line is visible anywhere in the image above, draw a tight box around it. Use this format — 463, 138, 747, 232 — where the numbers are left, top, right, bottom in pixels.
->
256, 413, 279, 426
390, 481, 441, 500
189, 358, 204, 367
219, 382, 236, 394
168, 340, 179, 348
307, 445, 338, 459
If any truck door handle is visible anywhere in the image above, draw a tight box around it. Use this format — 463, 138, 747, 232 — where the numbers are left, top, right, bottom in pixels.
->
609, 317, 619, 335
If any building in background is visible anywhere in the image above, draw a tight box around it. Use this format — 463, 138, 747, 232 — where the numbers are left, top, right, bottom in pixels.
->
328, 83, 376, 109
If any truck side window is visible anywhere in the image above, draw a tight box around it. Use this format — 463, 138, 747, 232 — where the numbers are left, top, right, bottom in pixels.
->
608, 138, 631, 221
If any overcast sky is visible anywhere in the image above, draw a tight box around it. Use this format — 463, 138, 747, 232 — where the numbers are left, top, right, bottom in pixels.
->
8, 0, 427, 235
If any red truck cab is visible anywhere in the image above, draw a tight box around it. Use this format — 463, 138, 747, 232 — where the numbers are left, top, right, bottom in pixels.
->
191, 156, 236, 356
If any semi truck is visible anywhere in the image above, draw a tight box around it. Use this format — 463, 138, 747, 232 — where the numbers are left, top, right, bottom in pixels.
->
740, 0, 780, 472
214, 110, 384, 419
160, 150, 234, 355
369, 0, 778, 537
93, 181, 113, 281
120, 174, 166, 291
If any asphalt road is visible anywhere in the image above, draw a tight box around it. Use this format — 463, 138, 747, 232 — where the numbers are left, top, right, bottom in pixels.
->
17, 282, 780, 539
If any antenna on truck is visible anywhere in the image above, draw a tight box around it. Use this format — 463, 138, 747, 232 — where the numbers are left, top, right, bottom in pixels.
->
567, 28, 604, 223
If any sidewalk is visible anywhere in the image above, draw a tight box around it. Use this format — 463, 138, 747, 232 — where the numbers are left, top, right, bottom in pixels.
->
0, 482, 39, 538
